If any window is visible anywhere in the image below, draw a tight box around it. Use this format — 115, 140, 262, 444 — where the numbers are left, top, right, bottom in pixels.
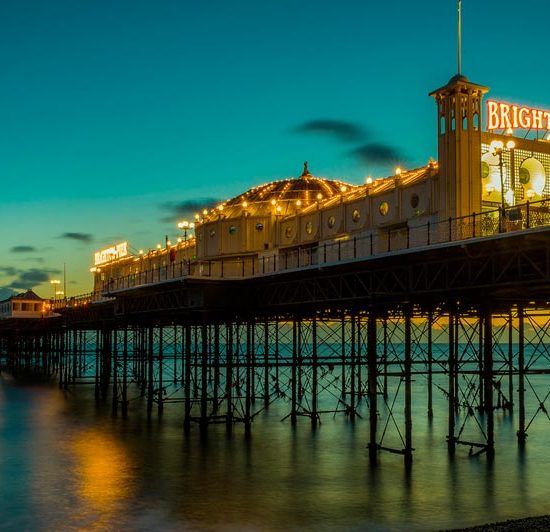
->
379, 202, 389, 216
255, 223, 264, 231
210, 230, 216, 238
328, 216, 336, 229
410, 194, 419, 209
229, 226, 237, 235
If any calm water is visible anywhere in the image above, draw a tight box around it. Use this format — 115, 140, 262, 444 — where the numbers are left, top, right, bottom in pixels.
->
1, 371, 550, 531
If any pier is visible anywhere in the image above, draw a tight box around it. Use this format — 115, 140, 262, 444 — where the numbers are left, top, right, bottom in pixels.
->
3, 200, 550, 467
4, 71, 550, 468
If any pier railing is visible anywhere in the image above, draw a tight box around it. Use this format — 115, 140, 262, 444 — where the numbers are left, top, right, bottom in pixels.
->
58, 199, 550, 306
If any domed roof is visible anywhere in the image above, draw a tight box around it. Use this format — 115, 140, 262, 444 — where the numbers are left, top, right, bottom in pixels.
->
202, 163, 357, 220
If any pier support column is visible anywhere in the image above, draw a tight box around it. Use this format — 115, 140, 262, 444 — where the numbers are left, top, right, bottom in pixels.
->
122, 328, 128, 419
226, 323, 234, 434
213, 324, 220, 415
367, 310, 378, 465
264, 319, 270, 410
245, 321, 252, 435
200, 323, 208, 433
112, 330, 119, 416
507, 309, 514, 410
447, 308, 456, 456
341, 316, 346, 397
291, 320, 298, 425
350, 314, 356, 421
158, 326, 164, 416
184, 324, 192, 434
427, 310, 434, 419
404, 307, 413, 467
483, 307, 495, 459
517, 305, 527, 445
147, 327, 154, 418
311, 315, 318, 427
101, 328, 111, 402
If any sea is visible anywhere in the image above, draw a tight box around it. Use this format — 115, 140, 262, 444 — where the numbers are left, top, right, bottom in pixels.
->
1, 364, 550, 531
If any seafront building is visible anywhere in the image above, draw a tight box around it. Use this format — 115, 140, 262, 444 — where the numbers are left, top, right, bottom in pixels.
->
0, 290, 46, 319
89, 73, 550, 297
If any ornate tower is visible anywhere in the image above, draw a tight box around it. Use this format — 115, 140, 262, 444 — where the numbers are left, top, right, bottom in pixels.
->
430, 74, 489, 220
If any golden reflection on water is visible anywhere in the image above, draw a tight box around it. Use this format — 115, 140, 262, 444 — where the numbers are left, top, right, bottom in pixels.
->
69, 428, 135, 527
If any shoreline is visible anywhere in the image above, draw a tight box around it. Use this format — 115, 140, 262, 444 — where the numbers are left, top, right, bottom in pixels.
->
448, 515, 550, 531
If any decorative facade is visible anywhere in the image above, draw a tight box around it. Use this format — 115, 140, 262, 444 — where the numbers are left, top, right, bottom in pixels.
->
90, 74, 550, 294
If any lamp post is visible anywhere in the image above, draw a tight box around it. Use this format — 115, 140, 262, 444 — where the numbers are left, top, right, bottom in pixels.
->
177, 220, 195, 241
490, 139, 515, 231
50, 279, 60, 303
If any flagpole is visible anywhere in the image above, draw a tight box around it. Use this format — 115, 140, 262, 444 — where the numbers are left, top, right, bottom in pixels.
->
458, 0, 462, 75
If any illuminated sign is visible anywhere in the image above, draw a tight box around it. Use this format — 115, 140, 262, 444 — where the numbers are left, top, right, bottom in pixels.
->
487, 100, 550, 131
94, 242, 128, 265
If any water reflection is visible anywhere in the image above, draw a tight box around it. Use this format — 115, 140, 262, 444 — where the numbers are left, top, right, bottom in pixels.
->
69, 429, 135, 526
2, 377, 550, 530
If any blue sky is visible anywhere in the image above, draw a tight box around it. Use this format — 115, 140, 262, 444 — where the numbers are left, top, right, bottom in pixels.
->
2, 0, 550, 298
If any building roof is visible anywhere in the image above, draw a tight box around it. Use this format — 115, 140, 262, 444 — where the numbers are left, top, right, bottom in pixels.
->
200, 162, 358, 220
8, 289, 44, 302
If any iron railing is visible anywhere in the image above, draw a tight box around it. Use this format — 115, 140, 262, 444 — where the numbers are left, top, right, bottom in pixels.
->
59, 199, 550, 305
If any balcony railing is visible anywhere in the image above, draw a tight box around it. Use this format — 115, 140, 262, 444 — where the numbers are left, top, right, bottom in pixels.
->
59, 199, 550, 306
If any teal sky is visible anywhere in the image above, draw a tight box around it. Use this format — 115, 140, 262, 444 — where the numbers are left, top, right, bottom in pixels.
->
2, 0, 550, 298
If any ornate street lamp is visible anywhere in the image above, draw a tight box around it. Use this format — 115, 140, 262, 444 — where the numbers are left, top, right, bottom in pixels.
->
490, 139, 515, 231
177, 220, 195, 241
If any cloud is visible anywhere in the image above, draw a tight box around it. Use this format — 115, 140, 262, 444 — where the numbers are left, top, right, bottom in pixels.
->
0, 266, 19, 276
59, 232, 93, 243
18, 269, 59, 284
10, 245, 36, 253
159, 198, 218, 223
1, 267, 62, 291
349, 143, 404, 166
293, 119, 367, 143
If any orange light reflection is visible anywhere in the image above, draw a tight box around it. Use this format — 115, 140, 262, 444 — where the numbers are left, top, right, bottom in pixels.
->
70, 429, 135, 526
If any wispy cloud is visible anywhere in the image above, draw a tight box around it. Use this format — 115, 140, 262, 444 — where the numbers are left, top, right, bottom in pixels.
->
58, 232, 93, 243
159, 198, 218, 223
293, 119, 367, 143
10, 245, 36, 253
0, 267, 62, 292
349, 143, 404, 166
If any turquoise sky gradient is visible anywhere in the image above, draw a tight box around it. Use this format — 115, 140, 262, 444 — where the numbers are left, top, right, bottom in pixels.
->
2, 0, 550, 297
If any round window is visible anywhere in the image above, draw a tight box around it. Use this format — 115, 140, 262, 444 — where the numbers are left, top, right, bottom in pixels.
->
255, 222, 264, 231
410, 194, 419, 209
285, 226, 293, 238
305, 221, 313, 234
519, 167, 530, 185
209, 230, 216, 238
229, 226, 237, 235
328, 215, 336, 229
352, 209, 361, 223
379, 202, 389, 216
